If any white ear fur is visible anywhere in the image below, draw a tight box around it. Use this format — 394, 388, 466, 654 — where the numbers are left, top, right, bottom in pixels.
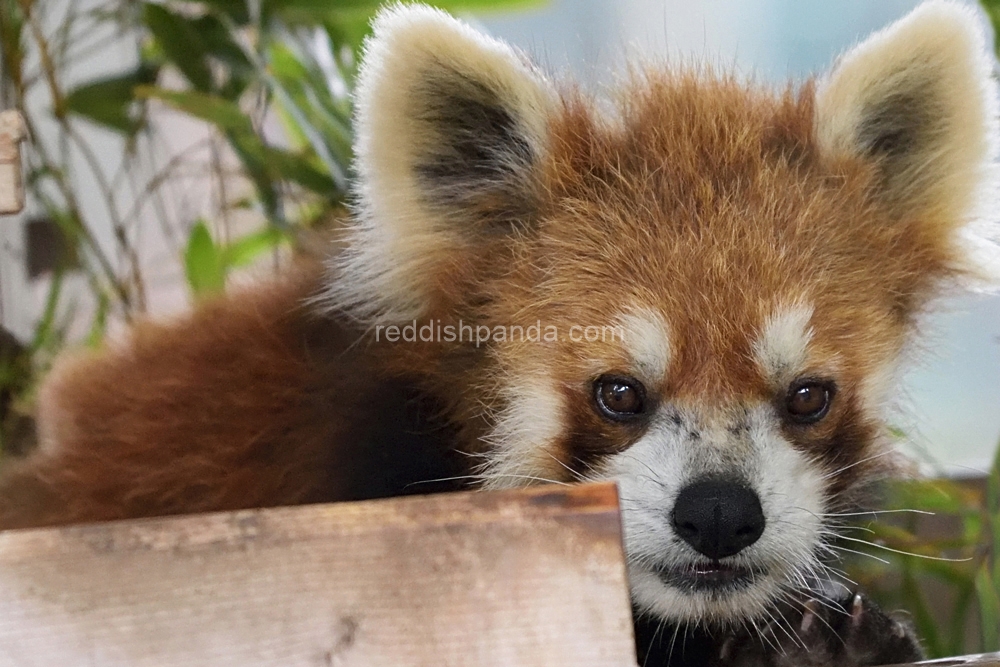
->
815, 0, 998, 226
322, 3, 557, 322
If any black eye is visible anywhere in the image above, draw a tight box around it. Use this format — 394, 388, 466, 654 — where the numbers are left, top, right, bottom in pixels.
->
594, 375, 646, 421
785, 380, 834, 423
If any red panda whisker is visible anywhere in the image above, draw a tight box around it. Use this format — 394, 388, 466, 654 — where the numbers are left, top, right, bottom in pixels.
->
402, 475, 489, 488
833, 535, 973, 563
404, 472, 571, 488
816, 509, 934, 518
796, 556, 858, 594
819, 450, 896, 481
544, 451, 589, 483
660, 619, 683, 667
483, 473, 573, 486
759, 604, 799, 653
797, 589, 850, 621
808, 521, 877, 537
750, 616, 784, 656
613, 453, 669, 488
823, 544, 892, 566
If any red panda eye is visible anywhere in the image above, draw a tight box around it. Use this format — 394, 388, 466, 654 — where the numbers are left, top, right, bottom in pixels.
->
594, 375, 646, 421
785, 381, 834, 423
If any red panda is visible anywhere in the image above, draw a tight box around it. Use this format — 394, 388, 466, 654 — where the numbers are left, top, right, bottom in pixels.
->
0, 2, 996, 665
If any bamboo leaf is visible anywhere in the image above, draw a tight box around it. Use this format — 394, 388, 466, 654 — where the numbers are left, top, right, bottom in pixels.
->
85, 291, 110, 349
267, 0, 545, 24
975, 564, 1000, 651
136, 86, 253, 133
142, 3, 214, 92
64, 66, 157, 135
987, 439, 1000, 586
229, 131, 339, 198
221, 227, 289, 269
902, 567, 941, 657
187, 13, 255, 99
184, 222, 226, 296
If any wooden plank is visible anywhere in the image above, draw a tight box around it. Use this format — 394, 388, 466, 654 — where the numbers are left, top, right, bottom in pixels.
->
0, 482, 637, 667
903, 655, 1000, 667
0, 110, 25, 215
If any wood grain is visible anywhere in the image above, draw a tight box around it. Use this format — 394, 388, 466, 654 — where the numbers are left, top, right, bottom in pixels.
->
902, 654, 1000, 667
0, 482, 637, 667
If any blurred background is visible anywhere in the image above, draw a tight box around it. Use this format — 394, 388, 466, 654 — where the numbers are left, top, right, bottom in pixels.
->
0, 0, 998, 656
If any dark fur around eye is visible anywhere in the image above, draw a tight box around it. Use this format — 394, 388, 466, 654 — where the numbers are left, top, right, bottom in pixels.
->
784, 379, 836, 424
594, 375, 647, 422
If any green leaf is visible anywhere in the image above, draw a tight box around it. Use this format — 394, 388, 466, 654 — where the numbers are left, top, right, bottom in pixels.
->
887, 478, 975, 514
902, 568, 941, 657
64, 66, 157, 134
323, 11, 374, 56
265, 42, 352, 186
187, 13, 255, 98
86, 291, 110, 349
143, 3, 214, 91
226, 132, 282, 221
976, 564, 1000, 651
29, 270, 64, 355
988, 438, 1000, 515
229, 131, 339, 197
267, 0, 545, 23
263, 144, 338, 196
184, 222, 226, 296
136, 86, 252, 133
0, 2, 27, 94
264, 0, 381, 23
988, 439, 1000, 586
221, 227, 289, 268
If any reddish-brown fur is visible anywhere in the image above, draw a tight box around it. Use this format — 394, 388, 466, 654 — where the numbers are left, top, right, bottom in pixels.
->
0, 75, 978, 529
2, 6, 990, 663
0, 263, 469, 529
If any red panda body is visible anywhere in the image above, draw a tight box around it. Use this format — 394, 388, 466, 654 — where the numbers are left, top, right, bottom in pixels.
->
0, 267, 471, 528
1, 2, 997, 665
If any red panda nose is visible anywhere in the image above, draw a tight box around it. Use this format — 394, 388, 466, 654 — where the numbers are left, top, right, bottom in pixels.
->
671, 479, 766, 560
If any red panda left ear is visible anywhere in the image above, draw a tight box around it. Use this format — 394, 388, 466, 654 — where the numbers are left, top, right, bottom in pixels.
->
815, 1, 998, 226
323, 3, 557, 323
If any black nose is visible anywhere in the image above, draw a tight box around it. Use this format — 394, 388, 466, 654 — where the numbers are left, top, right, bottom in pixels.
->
671, 479, 766, 560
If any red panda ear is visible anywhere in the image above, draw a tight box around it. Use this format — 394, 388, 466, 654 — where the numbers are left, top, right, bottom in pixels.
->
815, 1, 998, 225
324, 3, 557, 322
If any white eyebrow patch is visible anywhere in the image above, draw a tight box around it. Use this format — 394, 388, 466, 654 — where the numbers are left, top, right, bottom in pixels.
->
617, 308, 671, 381
753, 303, 814, 381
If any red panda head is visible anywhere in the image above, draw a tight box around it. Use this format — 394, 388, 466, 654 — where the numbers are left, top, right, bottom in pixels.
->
324, 2, 998, 626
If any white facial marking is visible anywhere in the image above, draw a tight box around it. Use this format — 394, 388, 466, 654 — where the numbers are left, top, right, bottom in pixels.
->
617, 308, 671, 382
594, 404, 827, 625
479, 372, 566, 489
858, 356, 901, 413
753, 304, 814, 383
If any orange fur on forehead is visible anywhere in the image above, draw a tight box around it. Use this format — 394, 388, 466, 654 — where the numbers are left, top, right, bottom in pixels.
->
519, 72, 955, 399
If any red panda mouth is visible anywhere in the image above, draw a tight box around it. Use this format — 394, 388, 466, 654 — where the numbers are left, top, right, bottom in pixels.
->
654, 560, 765, 593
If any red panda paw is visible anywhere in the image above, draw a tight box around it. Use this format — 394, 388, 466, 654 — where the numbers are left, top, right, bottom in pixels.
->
711, 592, 923, 667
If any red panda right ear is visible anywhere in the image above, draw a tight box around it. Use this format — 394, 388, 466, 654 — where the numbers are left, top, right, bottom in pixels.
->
814, 1, 998, 229
322, 3, 557, 323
